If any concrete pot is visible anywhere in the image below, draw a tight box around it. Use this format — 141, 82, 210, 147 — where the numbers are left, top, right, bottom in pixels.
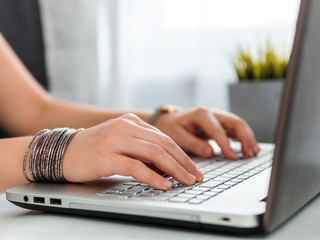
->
228, 81, 284, 143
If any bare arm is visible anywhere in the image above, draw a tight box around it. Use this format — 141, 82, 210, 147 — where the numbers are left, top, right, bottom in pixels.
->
0, 137, 31, 193
0, 33, 152, 136
29, 99, 152, 134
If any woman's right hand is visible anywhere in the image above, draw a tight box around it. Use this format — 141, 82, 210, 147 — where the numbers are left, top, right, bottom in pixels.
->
63, 113, 204, 190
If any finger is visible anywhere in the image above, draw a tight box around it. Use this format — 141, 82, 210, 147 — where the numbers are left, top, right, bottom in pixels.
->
119, 113, 204, 181
239, 128, 258, 157
194, 112, 236, 160
145, 163, 165, 175
131, 125, 204, 181
122, 138, 199, 185
113, 156, 173, 190
174, 126, 214, 158
214, 111, 259, 157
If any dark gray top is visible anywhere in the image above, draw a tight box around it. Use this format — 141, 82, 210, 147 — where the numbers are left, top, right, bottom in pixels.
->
0, 0, 48, 138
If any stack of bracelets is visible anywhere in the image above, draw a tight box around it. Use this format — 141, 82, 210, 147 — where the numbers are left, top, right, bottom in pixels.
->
23, 128, 83, 183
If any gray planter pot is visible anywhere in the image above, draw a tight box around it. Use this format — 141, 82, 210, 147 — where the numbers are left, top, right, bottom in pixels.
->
228, 81, 284, 143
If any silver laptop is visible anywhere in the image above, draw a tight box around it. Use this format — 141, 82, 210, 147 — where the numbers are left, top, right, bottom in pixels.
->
6, 0, 320, 233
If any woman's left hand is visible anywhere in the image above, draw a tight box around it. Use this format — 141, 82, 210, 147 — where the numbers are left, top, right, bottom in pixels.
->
155, 107, 260, 160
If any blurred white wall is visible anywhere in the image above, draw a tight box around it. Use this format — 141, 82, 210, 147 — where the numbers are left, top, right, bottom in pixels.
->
39, 0, 99, 105
39, 0, 300, 111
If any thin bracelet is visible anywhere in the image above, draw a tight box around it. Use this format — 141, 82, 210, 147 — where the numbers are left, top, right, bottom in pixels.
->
23, 129, 49, 182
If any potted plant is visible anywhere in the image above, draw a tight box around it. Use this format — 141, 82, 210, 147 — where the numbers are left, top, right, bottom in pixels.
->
228, 43, 289, 143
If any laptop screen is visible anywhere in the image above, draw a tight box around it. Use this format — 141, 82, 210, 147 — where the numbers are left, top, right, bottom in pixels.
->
264, 0, 320, 232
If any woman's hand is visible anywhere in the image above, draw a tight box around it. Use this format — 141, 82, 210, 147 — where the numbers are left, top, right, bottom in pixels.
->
155, 107, 260, 160
63, 113, 204, 190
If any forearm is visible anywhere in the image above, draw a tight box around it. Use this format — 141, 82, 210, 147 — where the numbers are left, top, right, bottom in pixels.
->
0, 137, 31, 193
26, 98, 154, 133
0, 33, 154, 135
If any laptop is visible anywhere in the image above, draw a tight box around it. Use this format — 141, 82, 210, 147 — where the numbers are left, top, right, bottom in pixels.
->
6, 0, 320, 233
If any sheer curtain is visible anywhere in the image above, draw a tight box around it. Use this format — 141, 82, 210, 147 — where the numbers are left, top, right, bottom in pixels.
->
39, 0, 300, 111
39, 0, 99, 105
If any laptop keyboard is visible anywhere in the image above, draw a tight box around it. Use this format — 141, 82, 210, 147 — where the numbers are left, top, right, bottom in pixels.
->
97, 150, 273, 204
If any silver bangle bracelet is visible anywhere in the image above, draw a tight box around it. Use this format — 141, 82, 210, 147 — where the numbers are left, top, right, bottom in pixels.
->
24, 128, 83, 183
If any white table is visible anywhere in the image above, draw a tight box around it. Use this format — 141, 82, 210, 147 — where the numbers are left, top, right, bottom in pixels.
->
1, 193, 319, 240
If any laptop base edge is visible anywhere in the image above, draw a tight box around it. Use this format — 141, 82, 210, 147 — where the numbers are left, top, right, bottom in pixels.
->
9, 200, 263, 235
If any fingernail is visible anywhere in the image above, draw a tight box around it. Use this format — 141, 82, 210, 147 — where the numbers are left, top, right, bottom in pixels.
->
248, 149, 254, 158
186, 172, 196, 184
161, 179, 172, 189
203, 146, 213, 158
194, 169, 204, 182
255, 146, 261, 154
229, 149, 237, 160
253, 147, 259, 156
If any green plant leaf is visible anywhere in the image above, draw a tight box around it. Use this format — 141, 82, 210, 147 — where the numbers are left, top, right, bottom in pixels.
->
234, 42, 289, 81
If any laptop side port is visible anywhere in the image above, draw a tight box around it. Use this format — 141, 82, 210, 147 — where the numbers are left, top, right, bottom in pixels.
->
50, 198, 62, 205
222, 217, 231, 222
33, 197, 45, 204
23, 196, 29, 202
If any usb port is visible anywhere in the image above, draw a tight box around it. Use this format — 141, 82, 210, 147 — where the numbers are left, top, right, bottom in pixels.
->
50, 198, 62, 205
33, 197, 45, 204
222, 217, 231, 222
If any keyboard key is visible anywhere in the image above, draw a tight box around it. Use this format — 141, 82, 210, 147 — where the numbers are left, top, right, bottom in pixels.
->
123, 182, 140, 187
199, 180, 224, 188
205, 173, 218, 178
173, 185, 192, 191
113, 186, 130, 191
213, 175, 231, 180
217, 185, 231, 190
124, 186, 148, 192
171, 180, 182, 187
203, 177, 212, 181
170, 189, 187, 194
209, 188, 224, 193
139, 183, 150, 187
169, 197, 189, 203
177, 193, 197, 199
220, 173, 238, 178
188, 199, 204, 204
192, 186, 210, 192
196, 195, 211, 200
203, 191, 219, 196
131, 195, 169, 201
184, 190, 203, 195
223, 181, 238, 187
102, 189, 120, 193
159, 192, 178, 197
105, 183, 132, 191
236, 175, 249, 180
98, 192, 134, 198
134, 191, 157, 196
211, 176, 228, 181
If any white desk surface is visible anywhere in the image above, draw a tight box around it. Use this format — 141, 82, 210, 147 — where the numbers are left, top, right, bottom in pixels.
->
1, 193, 319, 240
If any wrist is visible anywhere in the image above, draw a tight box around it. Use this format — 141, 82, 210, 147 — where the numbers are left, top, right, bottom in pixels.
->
149, 105, 181, 126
